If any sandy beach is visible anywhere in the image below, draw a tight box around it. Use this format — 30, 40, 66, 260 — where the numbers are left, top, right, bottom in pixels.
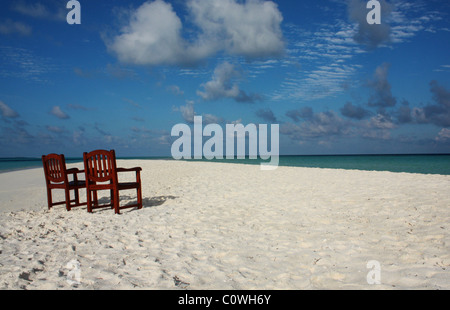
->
0, 160, 449, 290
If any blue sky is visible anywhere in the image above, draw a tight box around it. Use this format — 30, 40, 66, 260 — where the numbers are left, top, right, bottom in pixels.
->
0, 0, 449, 157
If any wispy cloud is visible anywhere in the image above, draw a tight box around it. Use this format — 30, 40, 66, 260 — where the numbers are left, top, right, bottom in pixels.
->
11, 0, 66, 22
0, 101, 20, 119
0, 46, 55, 83
272, 21, 363, 101
272, 0, 441, 102
0, 19, 32, 36
50, 106, 70, 120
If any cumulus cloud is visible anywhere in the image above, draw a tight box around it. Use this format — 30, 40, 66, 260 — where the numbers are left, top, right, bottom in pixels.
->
436, 128, 450, 142
348, 0, 392, 49
367, 113, 396, 129
188, 0, 284, 59
422, 80, 450, 127
285, 107, 313, 123
176, 102, 196, 124
394, 81, 450, 127
0, 101, 20, 118
109, 1, 197, 66
167, 85, 184, 96
108, 0, 285, 66
340, 102, 371, 120
430, 80, 450, 108
281, 110, 351, 140
255, 108, 277, 123
174, 102, 224, 124
367, 63, 397, 108
197, 62, 261, 103
396, 100, 413, 124
50, 106, 70, 120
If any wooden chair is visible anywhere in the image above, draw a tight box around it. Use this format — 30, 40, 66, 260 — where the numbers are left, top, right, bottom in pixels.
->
42, 154, 87, 211
83, 149, 142, 214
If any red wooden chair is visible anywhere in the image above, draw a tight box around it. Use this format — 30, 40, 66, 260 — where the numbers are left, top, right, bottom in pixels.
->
42, 154, 87, 211
83, 149, 142, 214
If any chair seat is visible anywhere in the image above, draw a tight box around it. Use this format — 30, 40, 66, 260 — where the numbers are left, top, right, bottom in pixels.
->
50, 180, 85, 187
69, 180, 86, 187
118, 182, 140, 190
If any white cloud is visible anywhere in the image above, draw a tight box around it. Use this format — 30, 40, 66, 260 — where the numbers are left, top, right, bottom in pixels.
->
167, 85, 184, 96
11, 1, 66, 21
271, 21, 364, 101
197, 62, 261, 103
281, 110, 351, 141
177, 102, 196, 124
174, 101, 224, 124
108, 0, 285, 66
0, 101, 19, 118
188, 0, 284, 58
197, 62, 241, 101
436, 128, 450, 142
0, 20, 32, 36
367, 114, 396, 129
0, 46, 54, 82
12, 1, 52, 19
51, 106, 70, 119
109, 1, 191, 66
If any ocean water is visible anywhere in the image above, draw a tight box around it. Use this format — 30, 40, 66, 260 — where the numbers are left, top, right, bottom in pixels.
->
0, 158, 83, 173
1, 154, 450, 175
185, 154, 450, 175
279, 154, 450, 175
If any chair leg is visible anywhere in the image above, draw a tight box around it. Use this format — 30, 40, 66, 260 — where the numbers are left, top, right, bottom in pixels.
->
87, 189, 92, 213
93, 191, 98, 208
110, 189, 114, 210
137, 186, 142, 210
88, 190, 97, 210
74, 188, 80, 205
65, 188, 71, 211
114, 191, 120, 214
46, 187, 53, 210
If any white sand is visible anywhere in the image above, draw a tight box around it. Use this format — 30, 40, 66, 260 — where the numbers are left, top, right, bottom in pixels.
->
0, 160, 449, 290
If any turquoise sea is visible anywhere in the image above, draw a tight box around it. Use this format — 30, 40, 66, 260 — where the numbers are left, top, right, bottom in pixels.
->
1, 154, 450, 175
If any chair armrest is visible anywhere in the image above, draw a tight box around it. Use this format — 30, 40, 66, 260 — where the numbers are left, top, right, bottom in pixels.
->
66, 168, 85, 174
117, 167, 142, 172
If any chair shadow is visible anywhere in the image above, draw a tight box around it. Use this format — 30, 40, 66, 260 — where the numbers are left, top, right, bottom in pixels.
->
142, 195, 177, 208
93, 195, 177, 211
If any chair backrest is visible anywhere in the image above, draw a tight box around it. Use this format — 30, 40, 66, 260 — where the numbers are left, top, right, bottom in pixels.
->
83, 149, 117, 183
42, 154, 67, 183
